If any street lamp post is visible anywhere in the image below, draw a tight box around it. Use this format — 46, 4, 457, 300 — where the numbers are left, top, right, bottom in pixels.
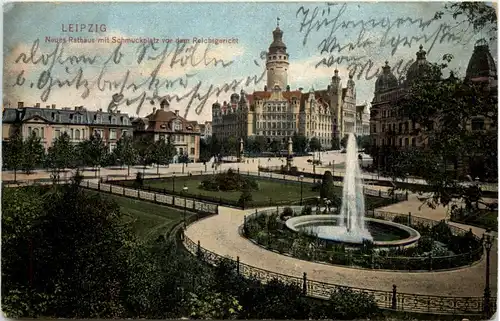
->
299, 175, 304, 205
316, 196, 321, 214
483, 230, 494, 316
173, 175, 176, 192
183, 186, 188, 227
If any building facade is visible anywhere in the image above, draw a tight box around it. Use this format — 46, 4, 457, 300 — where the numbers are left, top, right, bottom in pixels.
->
132, 100, 201, 162
211, 22, 367, 150
199, 121, 212, 140
2, 102, 133, 151
369, 41, 497, 175
356, 102, 370, 136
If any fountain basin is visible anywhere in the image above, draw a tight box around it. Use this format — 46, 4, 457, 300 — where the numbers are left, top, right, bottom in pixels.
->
285, 215, 421, 249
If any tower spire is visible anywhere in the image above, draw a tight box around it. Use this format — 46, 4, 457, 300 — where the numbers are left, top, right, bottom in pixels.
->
277, 17, 280, 27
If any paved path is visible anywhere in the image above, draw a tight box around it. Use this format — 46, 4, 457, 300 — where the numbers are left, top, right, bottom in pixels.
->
185, 198, 497, 297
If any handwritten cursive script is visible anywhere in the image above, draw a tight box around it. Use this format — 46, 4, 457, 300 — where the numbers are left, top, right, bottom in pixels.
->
11, 39, 265, 118
296, 3, 475, 80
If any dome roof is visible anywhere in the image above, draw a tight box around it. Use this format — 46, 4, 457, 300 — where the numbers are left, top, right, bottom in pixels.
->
406, 45, 432, 83
269, 27, 287, 53
375, 61, 398, 92
465, 39, 497, 81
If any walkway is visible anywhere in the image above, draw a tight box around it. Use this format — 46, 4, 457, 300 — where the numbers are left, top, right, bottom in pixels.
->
185, 197, 497, 297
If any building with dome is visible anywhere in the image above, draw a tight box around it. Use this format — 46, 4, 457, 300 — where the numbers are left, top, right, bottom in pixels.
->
369, 41, 497, 174
211, 21, 365, 150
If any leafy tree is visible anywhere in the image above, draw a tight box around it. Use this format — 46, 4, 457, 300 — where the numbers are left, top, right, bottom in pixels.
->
46, 133, 75, 177
3, 132, 24, 181
114, 134, 137, 176
269, 140, 281, 154
237, 187, 253, 209
356, 135, 371, 150
187, 292, 242, 319
393, 54, 497, 208
435, 2, 497, 41
331, 138, 340, 150
223, 136, 238, 156
2, 180, 134, 318
309, 137, 321, 152
199, 137, 211, 162
209, 134, 222, 157
81, 134, 108, 178
320, 171, 335, 200
134, 136, 154, 175
292, 132, 308, 154
340, 135, 349, 149
21, 132, 45, 174
151, 137, 176, 174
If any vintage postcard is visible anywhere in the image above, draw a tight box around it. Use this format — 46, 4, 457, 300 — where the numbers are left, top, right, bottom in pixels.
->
2, 1, 498, 320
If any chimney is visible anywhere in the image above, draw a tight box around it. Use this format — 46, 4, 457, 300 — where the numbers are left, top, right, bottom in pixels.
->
46, 105, 50, 109
74, 106, 78, 110
99, 108, 102, 112
117, 110, 121, 114
18, 102, 24, 108
51, 104, 56, 109
152, 107, 156, 113
175, 110, 179, 116
298, 87, 303, 91
35, 103, 40, 108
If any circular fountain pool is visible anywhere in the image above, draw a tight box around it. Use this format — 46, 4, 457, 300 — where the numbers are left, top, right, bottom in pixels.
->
285, 215, 421, 249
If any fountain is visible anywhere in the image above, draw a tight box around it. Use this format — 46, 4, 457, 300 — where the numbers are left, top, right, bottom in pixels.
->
286, 133, 420, 248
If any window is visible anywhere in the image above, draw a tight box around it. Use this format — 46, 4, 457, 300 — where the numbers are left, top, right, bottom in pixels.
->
190, 147, 195, 155
411, 138, 416, 147
111, 117, 117, 125
399, 138, 402, 146
190, 135, 195, 144
33, 128, 39, 137
174, 121, 182, 131
75, 129, 80, 140
70, 129, 74, 139
122, 130, 128, 137
55, 129, 61, 138
404, 138, 409, 146
28, 126, 32, 135
95, 115, 101, 124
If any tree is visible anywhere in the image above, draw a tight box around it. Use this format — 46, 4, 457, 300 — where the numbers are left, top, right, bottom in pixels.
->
46, 133, 75, 177
82, 134, 108, 178
292, 132, 308, 154
237, 187, 253, 209
331, 138, 340, 150
320, 171, 335, 200
309, 137, 321, 152
151, 137, 176, 174
199, 137, 211, 162
209, 135, 222, 157
134, 136, 154, 175
3, 132, 24, 181
2, 179, 134, 318
21, 133, 45, 174
269, 140, 281, 154
356, 135, 371, 150
114, 135, 137, 176
435, 3, 497, 41
393, 53, 497, 208
340, 135, 349, 149
223, 136, 238, 156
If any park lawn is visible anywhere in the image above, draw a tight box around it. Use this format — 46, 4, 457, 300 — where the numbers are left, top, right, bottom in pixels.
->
143, 176, 320, 203
102, 194, 194, 241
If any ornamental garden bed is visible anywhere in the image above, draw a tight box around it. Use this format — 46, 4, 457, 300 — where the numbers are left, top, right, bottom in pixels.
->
242, 207, 483, 271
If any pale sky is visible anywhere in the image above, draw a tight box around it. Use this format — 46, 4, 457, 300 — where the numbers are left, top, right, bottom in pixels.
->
3, 2, 497, 122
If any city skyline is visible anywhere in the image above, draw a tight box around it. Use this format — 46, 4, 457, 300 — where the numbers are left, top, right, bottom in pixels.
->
4, 2, 497, 122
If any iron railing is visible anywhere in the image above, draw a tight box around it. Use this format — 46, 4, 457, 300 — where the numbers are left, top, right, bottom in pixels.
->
183, 236, 494, 316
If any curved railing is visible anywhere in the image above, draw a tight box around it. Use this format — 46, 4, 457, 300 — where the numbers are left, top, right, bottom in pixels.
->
181, 208, 495, 316
242, 207, 483, 272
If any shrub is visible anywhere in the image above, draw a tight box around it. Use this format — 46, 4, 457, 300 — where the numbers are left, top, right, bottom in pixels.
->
134, 172, 144, 188
282, 207, 294, 217
301, 206, 312, 216
238, 188, 253, 208
326, 287, 380, 319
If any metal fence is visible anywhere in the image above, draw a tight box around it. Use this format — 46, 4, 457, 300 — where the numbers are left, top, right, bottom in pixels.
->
183, 236, 493, 316
80, 180, 219, 215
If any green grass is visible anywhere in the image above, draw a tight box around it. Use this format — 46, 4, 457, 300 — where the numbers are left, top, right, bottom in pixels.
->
102, 194, 194, 241
143, 176, 320, 203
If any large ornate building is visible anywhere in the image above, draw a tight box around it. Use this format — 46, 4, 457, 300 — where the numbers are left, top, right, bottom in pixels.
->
369, 40, 497, 175
211, 22, 366, 150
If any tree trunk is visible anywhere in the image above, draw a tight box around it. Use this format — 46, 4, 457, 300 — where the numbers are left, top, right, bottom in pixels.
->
127, 165, 130, 177
14, 168, 17, 182
157, 163, 159, 175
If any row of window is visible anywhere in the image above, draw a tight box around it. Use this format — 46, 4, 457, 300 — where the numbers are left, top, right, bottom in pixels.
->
258, 130, 294, 136
378, 137, 417, 147
260, 114, 295, 121
268, 55, 288, 60
159, 134, 196, 144
257, 122, 296, 129
176, 147, 196, 156
50, 113, 129, 125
